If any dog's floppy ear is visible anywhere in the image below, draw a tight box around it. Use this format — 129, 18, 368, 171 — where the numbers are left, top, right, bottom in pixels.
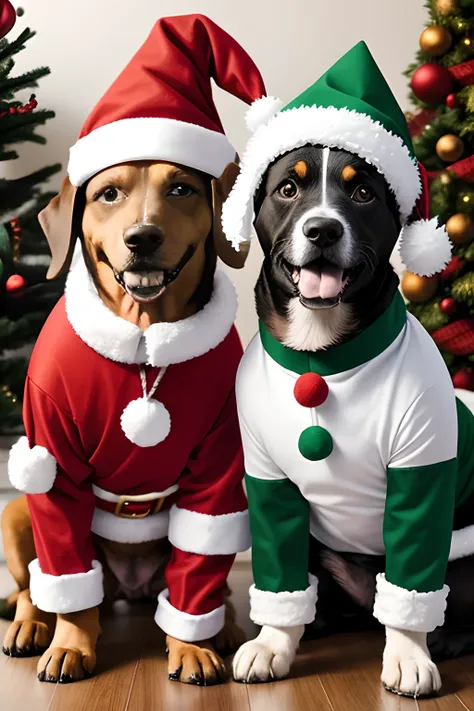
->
38, 177, 79, 280
212, 161, 250, 269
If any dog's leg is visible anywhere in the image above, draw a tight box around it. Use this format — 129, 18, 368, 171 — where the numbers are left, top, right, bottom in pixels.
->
381, 627, 442, 697
233, 624, 304, 683
166, 635, 226, 686
214, 583, 246, 655
37, 606, 101, 683
1, 496, 55, 657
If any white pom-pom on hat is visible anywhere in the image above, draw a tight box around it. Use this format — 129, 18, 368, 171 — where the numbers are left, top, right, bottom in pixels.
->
120, 397, 171, 448
8, 436, 57, 494
398, 217, 452, 277
245, 96, 283, 133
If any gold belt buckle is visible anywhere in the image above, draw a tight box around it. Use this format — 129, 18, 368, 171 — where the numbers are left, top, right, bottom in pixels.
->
114, 494, 166, 519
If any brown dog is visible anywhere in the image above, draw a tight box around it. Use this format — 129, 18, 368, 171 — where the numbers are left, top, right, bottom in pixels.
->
1, 158, 248, 684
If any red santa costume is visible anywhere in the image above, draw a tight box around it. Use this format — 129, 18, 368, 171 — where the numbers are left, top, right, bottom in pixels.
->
7, 14, 267, 643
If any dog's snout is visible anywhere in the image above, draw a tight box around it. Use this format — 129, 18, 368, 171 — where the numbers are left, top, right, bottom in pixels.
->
302, 217, 343, 248
123, 224, 163, 255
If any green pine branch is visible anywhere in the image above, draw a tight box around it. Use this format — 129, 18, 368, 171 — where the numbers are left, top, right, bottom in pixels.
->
0, 28, 35, 63
0, 67, 50, 100
0, 110, 56, 144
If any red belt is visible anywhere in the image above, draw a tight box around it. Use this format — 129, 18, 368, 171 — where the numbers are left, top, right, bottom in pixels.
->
95, 494, 167, 519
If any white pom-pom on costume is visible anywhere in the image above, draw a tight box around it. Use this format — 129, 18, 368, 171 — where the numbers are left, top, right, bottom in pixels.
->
398, 217, 452, 277
120, 397, 171, 448
245, 96, 283, 133
8, 436, 57, 494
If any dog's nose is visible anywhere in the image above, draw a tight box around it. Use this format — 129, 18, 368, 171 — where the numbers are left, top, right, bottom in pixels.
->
123, 224, 163, 255
302, 217, 343, 248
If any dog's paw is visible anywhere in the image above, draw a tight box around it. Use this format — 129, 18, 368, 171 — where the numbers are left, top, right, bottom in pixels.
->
3, 619, 52, 657
166, 636, 226, 686
232, 625, 302, 684
382, 628, 442, 698
37, 646, 96, 683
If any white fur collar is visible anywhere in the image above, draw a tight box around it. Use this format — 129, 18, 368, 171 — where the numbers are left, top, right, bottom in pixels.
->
65, 257, 238, 366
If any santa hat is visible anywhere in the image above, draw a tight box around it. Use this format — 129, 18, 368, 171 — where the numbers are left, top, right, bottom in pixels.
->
67, 14, 267, 187
222, 40, 451, 277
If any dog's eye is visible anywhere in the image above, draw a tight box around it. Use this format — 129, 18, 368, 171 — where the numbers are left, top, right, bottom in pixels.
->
168, 184, 196, 198
278, 180, 298, 199
351, 185, 374, 204
97, 187, 125, 204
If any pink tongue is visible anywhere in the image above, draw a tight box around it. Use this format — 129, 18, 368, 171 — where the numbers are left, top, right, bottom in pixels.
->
299, 264, 344, 299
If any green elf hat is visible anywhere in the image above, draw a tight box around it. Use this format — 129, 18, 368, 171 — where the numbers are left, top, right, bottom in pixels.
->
222, 41, 451, 277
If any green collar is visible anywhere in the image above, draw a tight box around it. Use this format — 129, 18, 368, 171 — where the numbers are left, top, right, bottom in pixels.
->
259, 291, 407, 376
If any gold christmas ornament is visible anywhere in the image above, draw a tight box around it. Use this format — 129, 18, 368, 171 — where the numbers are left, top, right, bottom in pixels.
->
440, 170, 452, 185
446, 213, 474, 244
420, 26, 453, 56
436, 134, 465, 162
436, 0, 459, 15
401, 272, 439, 303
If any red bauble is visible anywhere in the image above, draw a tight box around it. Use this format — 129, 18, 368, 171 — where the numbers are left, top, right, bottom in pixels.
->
5, 274, 26, 292
440, 297, 456, 315
446, 93, 457, 109
439, 255, 465, 280
294, 373, 329, 408
411, 64, 454, 106
452, 368, 474, 391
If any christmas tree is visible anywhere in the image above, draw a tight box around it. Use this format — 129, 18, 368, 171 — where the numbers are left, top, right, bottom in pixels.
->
402, 0, 474, 390
0, 3, 63, 433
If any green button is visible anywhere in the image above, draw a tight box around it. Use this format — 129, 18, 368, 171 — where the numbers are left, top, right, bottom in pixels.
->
298, 426, 333, 461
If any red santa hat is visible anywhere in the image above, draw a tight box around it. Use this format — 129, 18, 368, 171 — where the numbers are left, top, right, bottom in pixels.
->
67, 14, 267, 187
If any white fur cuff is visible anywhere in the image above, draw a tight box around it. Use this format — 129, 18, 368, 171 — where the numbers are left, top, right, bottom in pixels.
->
29, 559, 104, 614
8, 436, 57, 494
168, 506, 251, 555
155, 588, 225, 642
249, 578, 318, 627
373, 574, 449, 633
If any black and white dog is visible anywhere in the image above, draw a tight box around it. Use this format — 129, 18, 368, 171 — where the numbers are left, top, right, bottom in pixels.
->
231, 144, 474, 696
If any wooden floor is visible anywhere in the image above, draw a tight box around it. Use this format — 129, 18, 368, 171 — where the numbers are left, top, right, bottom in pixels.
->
2, 562, 474, 710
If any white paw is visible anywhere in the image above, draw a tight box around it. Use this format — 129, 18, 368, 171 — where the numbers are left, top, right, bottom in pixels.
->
382, 628, 442, 698
232, 625, 302, 683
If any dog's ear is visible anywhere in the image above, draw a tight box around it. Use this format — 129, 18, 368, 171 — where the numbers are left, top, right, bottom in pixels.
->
211, 161, 250, 269
38, 177, 79, 280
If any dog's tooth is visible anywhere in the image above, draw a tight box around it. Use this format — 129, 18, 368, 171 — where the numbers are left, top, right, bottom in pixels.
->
140, 276, 150, 287
292, 269, 300, 284
123, 272, 141, 287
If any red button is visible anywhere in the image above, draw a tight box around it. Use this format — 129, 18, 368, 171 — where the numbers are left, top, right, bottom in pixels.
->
294, 373, 329, 408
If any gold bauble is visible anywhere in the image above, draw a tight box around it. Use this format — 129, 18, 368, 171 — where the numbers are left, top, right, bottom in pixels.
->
436, 0, 459, 15
401, 272, 439, 303
420, 26, 453, 56
446, 213, 474, 244
436, 134, 465, 162
440, 170, 452, 185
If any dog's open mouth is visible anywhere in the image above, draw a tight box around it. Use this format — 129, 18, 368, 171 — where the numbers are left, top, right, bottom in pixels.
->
114, 246, 195, 304
283, 257, 362, 307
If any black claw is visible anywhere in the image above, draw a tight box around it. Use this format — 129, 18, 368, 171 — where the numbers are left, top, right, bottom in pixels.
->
168, 668, 182, 682
189, 673, 204, 686
59, 674, 73, 684
37, 671, 46, 682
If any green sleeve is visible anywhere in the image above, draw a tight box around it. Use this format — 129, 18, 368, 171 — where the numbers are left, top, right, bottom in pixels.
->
245, 473, 310, 593
384, 459, 457, 592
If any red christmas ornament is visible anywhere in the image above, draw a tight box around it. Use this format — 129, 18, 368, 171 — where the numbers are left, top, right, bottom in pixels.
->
432, 318, 474, 355
5, 274, 26, 292
0, 1, 16, 40
439, 255, 465, 280
452, 368, 474, 391
411, 63, 454, 105
446, 93, 457, 109
440, 297, 456, 315
294, 373, 329, 408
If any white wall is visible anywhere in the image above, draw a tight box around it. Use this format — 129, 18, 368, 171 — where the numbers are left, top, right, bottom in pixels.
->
4, 0, 426, 346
